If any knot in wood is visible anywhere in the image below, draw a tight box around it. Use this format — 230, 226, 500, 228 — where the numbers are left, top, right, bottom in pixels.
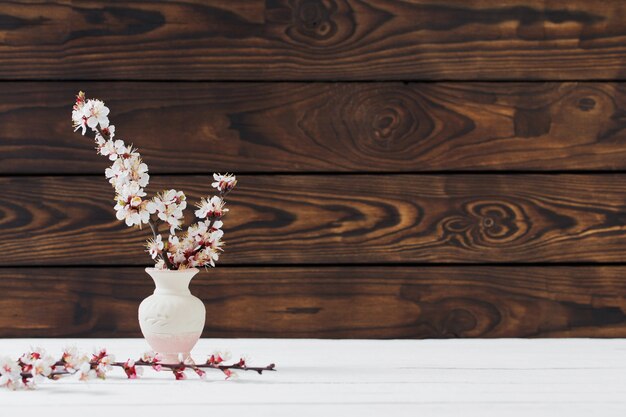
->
440, 200, 530, 249
577, 97, 596, 111
291, 0, 338, 41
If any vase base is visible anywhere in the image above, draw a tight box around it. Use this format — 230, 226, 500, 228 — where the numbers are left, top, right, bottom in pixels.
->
158, 352, 191, 364
143, 331, 202, 364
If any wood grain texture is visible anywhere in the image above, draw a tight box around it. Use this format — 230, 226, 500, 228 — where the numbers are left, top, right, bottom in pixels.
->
3, 175, 626, 265
0, 266, 624, 338
1, 0, 626, 80
2, 82, 626, 173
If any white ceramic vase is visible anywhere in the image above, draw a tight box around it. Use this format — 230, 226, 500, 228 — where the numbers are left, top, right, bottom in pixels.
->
138, 267, 205, 363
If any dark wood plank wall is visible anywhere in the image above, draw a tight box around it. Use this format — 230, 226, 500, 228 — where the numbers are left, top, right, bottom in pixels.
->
5, 175, 626, 265
1, 0, 625, 338
1, 0, 626, 80
3, 82, 626, 173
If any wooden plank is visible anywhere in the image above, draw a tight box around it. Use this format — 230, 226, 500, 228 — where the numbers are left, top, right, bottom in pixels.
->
3, 175, 626, 265
0, 266, 624, 338
3, 82, 626, 174
0, 1, 625, 80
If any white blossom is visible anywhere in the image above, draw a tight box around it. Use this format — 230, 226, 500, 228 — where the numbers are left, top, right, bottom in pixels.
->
72, 91, 87, 135
123, 359, 143, 379
147, 190, 186, 234
172, 250, 187, 266
210, 350, 231, 363
181, 223, 224, 267
30, 355, 56, 379
168, 235, 180, 249
105, 155, 149, 192
72, 110, 87, 135
168, 220, 181, 235
83, 99, 110, 130
114, 182, 151, 227
105, 158, 127, 189
117, 143, 140, 160
100, 139, 125, 161
205, 230, 225, 266
141, 352, 162, 371
211, 173, 237, 193
203, 246, 221, 267
126, 157, 149, 187
195, 195, 228, 219
187, 221, 207, 242
194, 222, 223, 247
61, 346, 84, 371
0, 357, 21, 390
210, 228, 224, 247
94, 351, 115, 379
14, 348, 55, 388
146, 235, 164, 259
167, 229, 199, 269
76, 361, 96, 381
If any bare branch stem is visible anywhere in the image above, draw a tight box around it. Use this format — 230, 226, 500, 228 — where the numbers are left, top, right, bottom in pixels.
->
19, 361, 275, 380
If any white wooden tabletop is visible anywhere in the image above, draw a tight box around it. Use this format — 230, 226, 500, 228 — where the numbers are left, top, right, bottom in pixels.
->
0, 338, 624, 417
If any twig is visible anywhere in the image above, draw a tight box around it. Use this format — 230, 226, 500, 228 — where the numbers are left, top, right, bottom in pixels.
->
129, 360, 276, 375
147, 218, 174, 270
19, 360, 276, 380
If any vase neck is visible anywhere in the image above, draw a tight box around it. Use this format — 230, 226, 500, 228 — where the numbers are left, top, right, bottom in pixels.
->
145, 268, 199, 295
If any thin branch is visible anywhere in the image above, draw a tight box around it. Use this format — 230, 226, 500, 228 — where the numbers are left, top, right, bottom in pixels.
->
130, 360, 276, 374
147, 218, 174, 270
19, 360, 276, 380
95, 125, 110, 141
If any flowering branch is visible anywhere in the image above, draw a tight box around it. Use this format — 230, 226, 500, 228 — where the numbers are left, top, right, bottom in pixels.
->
1, 347, 275, 390
146, 217, 174, 269
71, 92, 237, 270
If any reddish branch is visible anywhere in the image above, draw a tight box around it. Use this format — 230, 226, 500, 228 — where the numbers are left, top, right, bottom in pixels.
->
20, 359, 276, 380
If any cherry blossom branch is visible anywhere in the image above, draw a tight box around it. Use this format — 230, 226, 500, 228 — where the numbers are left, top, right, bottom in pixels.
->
73, 93, 237, 270
191, 187, 232, 255
94, 124, 173, 269
2, 348, 275, 389
133, 359, 275, 374
18, 360, 276, 380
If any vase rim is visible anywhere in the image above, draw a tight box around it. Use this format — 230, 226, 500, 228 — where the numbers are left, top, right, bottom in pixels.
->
145, 267, 200, 274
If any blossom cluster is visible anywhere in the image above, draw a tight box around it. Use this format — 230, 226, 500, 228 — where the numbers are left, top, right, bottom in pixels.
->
72, 92, 237, 270
0, 347, 273, 390
0, 346, 114, 390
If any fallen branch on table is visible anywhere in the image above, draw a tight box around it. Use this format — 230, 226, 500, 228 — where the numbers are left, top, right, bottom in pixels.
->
0, 347, 275, 390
